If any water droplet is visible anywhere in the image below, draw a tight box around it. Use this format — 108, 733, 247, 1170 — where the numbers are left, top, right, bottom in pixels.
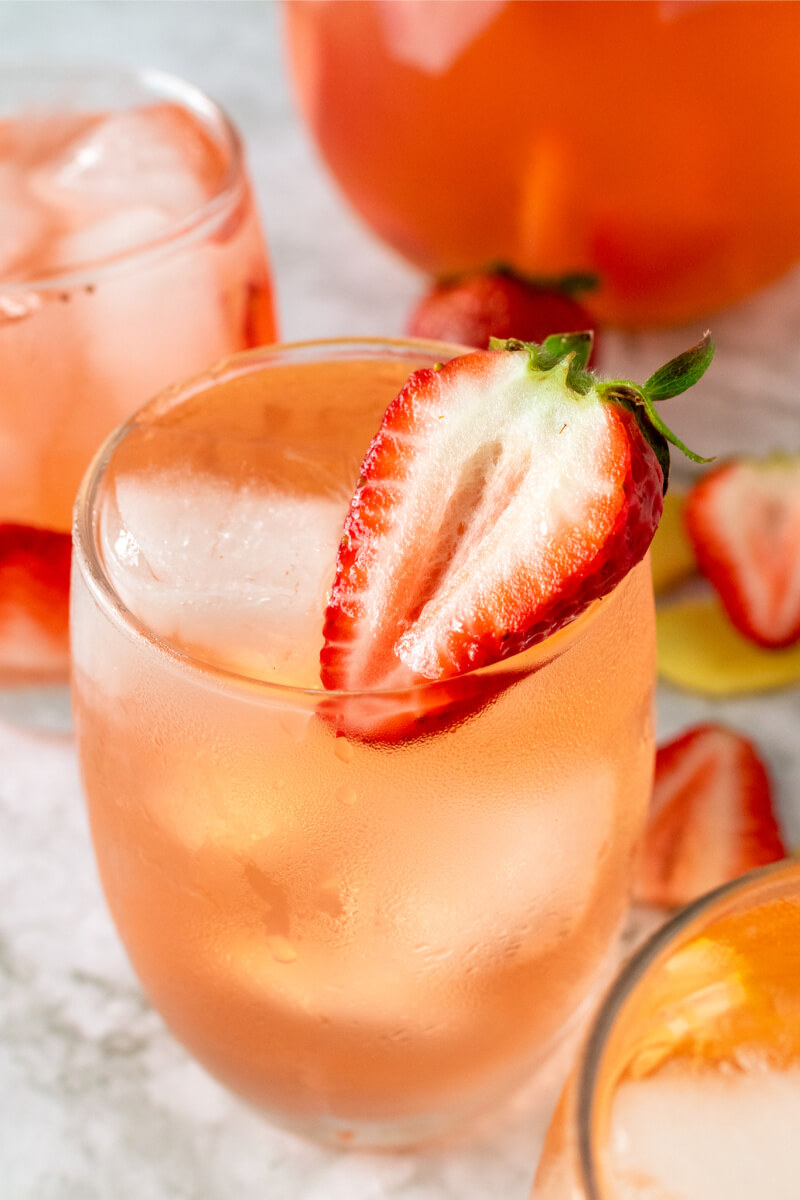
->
315, 880, 344, 919
0, 293, 41, 323
335, 784, 357, 806
267, 935, 297, 964
334, 737, 354, 764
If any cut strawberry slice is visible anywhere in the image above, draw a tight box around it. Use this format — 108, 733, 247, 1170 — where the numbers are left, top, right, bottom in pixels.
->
322, 331, 714, 696
634, 724, 787, 910
684, 454, 800, 648
317, 662, 531, 745
406, 267, 601, 361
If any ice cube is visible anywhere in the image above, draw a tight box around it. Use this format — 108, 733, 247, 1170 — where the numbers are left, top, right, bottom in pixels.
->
377, 0, 507, 75
610, 1063, 800, 1200
49, 213, 241, 442
0, 111, 100, 168
52, 205, 171, 268
385, 765, 615, 961
30, 103, 220, 224
99, 447, 346, 686
0, 214, 239, 530
0, 164, 50, 277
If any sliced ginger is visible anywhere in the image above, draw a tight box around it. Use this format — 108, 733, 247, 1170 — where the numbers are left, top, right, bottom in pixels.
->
657, 597, 800, 696
651, 490, 696, 594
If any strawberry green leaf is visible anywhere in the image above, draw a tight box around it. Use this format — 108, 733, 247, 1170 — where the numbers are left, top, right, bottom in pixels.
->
491, 332, 595, 395
598, 332, 715, 469
636, 387, 714, 465
642, 333, 715, 403
536, 330, 593, 389
613, 392, 672, 493
548, 272, 599, 296
490, 330, 713, 469
599, 381, 713, 472
488, 264, 599, 296
537, 330, 593, 369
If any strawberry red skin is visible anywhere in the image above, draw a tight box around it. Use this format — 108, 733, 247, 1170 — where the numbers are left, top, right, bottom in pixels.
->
685, 458, 800, 649
407, 271, 600, 363
242, 277, 277, 349
0, 524, 71, 675
320, 349, 663, 695
634, 724, 787, 910
316, 663, 528, 746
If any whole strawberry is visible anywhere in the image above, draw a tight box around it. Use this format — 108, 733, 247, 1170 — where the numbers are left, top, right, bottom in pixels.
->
322, 331, 713, 696
407, 268, 601, 363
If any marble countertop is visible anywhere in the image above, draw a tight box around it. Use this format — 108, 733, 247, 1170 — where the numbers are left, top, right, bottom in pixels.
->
3, 3, 800, 1198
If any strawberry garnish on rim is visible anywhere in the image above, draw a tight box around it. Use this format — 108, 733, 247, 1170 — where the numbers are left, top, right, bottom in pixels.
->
321, 332, 713, 696
634, 724, 787, 910
685, 454, 800, 648
406, 267, 602, 362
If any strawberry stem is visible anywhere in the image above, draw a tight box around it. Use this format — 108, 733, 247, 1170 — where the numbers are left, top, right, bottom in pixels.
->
489, 330, 716, 487
490, 331, 594, 394
597, 333, 715, 466
601, 383, 712, 468
637, 389, 713, 464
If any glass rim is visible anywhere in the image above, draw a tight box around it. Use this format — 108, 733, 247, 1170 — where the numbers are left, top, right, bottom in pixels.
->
72, 335, 613, 702
0, 60, 246, 292
574, 858, 800, 1198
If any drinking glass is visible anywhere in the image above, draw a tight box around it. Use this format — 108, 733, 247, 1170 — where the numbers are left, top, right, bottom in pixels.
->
532, 860, 800, 1199
71, 337, 656, 1147
0, 63, 276, 707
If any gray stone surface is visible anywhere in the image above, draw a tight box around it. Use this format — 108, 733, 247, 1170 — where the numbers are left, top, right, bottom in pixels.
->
2, 2, 800, 1198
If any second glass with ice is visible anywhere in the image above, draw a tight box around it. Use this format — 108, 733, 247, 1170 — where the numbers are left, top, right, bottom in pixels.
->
0, 64, 275, 690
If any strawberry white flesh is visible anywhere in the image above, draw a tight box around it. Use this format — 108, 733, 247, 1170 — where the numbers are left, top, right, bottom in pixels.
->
394, 359, 621, 680
321, 347, 661, 690
685, 456, 800, 648
634, 724, 786, 909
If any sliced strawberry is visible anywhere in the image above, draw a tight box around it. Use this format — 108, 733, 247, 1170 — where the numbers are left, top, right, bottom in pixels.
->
634, 724, 786, 909
406, 268, 601, 362
0, 523, 71, 681
321, 332, 714, 698
684, 454, 800, 648
317, 662, 530, 745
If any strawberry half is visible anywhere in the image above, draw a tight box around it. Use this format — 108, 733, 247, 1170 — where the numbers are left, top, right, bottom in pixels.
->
316, 662, 530, 745
634, 724, 787, 909
684, 454, 800, 648
407, 268, 601, 362
321, 332, 713, 698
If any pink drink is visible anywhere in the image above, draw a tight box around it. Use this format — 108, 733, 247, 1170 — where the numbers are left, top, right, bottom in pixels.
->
0, 65, 275, 685
71, 339, 657, 1146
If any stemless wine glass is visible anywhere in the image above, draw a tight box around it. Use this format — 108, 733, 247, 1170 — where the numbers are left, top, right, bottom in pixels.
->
0, 63, 276, 710
71, 337, 656, 1147
284, 0, 800, 328
532, 860, 800, 1199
